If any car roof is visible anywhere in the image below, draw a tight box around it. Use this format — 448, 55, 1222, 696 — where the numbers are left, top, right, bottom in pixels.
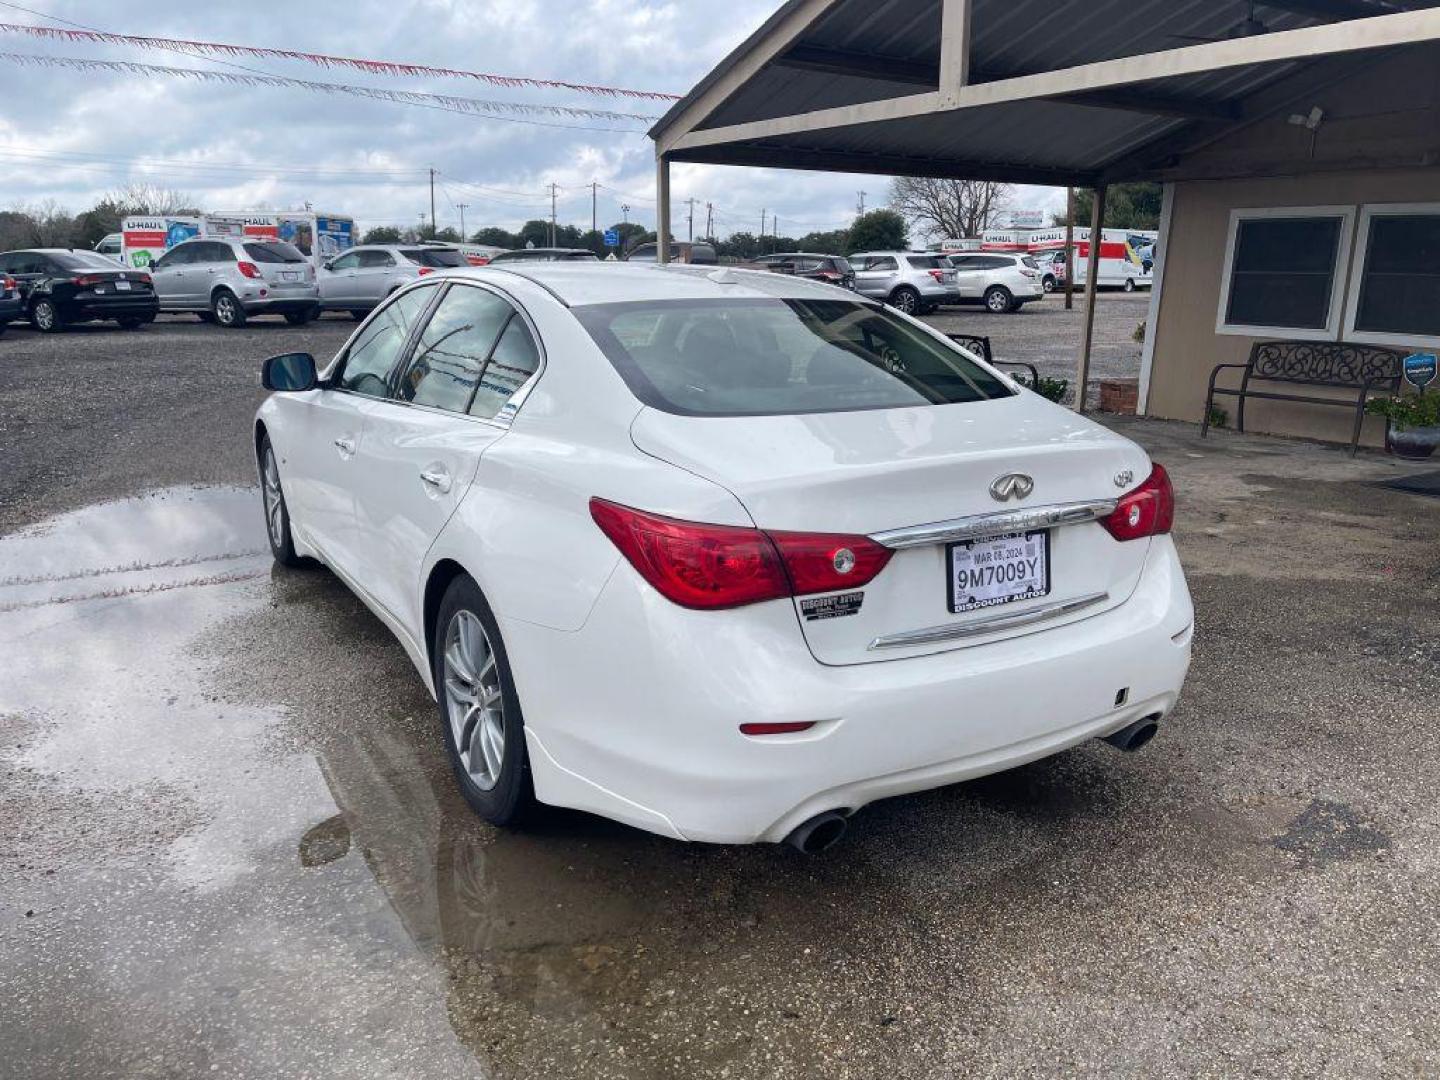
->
437, 262, 861, 306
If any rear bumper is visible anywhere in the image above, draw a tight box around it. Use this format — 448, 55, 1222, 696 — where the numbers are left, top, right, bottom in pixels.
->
242, 292, 320, 314
0, 296, 22, 321
64, 297, 159, 321
504, 537, 1194, 844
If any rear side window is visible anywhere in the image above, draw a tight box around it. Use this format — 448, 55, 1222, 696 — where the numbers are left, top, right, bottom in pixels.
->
358, 250, 396, 268
860, 256, 897, 271
337, 286, 436, 398
471, 315, 540, 419
397, 285, 513, 412
401, 248, 466, 268
244, 242, 307, 263
575, 298, 1012, 417
906, 255, 946, 269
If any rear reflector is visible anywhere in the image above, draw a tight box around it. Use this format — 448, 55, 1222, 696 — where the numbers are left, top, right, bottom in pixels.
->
1101, 463, 1174, 541
589, 498, 893, 610
740, 721, 816, 736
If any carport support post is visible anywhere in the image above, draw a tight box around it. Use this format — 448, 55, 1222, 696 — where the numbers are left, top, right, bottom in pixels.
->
1074, 184, 1106, 414
656, 154, 672, 265
1064, 187, 1075, 311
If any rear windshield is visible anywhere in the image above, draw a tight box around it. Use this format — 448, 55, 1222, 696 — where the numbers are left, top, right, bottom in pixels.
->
51, 251, 123, 270
401, 248, 466, 267
906, 255, 947, 269
244, 242, 307, 263
574, 298, 1012, 417
828, 257, 854, 272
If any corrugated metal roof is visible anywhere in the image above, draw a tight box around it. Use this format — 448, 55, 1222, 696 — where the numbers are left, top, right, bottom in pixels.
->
655, 0, 1440, 183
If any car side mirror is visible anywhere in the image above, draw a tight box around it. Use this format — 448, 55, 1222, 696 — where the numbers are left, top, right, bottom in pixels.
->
262, 352, 317, 392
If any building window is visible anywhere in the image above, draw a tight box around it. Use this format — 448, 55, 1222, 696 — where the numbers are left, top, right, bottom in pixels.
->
1344, 203, 1440, 348
1216, 206, 1354, 340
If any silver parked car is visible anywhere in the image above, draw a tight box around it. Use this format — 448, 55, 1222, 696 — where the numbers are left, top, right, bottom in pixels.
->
150, 238, 320, 327
317, 244, 467, 317
945, 253, 1047, 313
850, 251, 958, 314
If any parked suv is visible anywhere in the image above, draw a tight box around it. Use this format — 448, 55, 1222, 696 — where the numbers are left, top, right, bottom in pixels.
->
0, 248, 158, 332
750, 252, 855, 289
850, 251, 957, 314
150, 238, 320, 327
318, 244, 466, 317
945, 253, 1045, 313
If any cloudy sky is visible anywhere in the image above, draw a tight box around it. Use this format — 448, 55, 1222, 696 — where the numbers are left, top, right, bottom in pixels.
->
0, 0, 1066, 240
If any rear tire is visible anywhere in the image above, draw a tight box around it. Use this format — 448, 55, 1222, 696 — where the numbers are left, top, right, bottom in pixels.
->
434, 575, 536, 827
1042, 275, 1057, 293
1124, 278, 1136, 293
283, 306, 318, 325
259, 436, 307, 568
889, 286, 920, 315
31, 298, 64, 333
984, 286, 1014, 314
117, 318, 143, 330
212, 289, 247, 328
349, 309, 368, 321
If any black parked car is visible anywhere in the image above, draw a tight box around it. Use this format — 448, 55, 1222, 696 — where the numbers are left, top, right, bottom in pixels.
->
749, 252, 856, 289
0, 271, 22, 334
0, 248, 159, 332
487, 247, 600, 263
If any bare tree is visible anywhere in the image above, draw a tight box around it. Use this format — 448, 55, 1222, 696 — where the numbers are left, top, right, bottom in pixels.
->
108, 182, 198, 216
889, 177, 1012, 242
6, 200, 77, 247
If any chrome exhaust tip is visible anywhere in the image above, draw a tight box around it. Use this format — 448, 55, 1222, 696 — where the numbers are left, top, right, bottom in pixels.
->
783, 810, 849, 854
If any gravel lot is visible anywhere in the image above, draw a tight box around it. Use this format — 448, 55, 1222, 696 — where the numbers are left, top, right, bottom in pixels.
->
4, 292, 1439, 1079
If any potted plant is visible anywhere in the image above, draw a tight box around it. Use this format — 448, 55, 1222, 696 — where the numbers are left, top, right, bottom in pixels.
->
1366, 390, 1440, 460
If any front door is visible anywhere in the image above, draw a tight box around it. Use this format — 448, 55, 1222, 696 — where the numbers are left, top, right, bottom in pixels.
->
347, 282, 535, 634
318, 251, 362, 306
354, 249, 397, 304
852, 255, 897, 300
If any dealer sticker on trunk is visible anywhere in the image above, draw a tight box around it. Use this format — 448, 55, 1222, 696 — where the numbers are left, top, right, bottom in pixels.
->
947, 531, 1050, 614
800, 591, 865, 621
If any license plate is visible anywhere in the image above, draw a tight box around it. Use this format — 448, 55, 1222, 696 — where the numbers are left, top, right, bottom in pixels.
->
114, 280, 131, 291
947, 531, 1050, 614
281, 271, 298, 281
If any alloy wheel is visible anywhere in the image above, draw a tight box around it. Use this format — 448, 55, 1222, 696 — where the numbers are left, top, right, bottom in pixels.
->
443, 610, 506, 792
894, 290, 917, 314
987, 290, 1009, 313
216, 295, 237, 325
262, 448, 285, 549
34, 302, 54, 330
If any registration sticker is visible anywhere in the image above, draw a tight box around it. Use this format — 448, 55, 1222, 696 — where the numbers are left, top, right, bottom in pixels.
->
947, 531, 1050, 614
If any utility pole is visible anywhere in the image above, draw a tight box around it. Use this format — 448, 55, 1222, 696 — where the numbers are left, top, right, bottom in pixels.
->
456, 203, 468, 239
428, 167, 436, 240
417, 212, 426, 241
705, 201, 713, 240
686, 197, 696, 242
548, 183, 558, 247
857, 191, 866, 215
590, 181, 598, 237
760, 209, 766, 254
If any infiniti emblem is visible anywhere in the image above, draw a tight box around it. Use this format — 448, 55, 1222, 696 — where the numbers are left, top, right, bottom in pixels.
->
989, 473, 1034, 502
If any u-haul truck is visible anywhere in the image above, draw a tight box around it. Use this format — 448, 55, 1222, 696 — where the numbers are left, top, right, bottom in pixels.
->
120, 211, 355, 270
993, 227, 1156, 290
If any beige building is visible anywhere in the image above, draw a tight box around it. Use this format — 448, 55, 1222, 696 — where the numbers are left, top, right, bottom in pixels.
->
649, 0, 1440, 450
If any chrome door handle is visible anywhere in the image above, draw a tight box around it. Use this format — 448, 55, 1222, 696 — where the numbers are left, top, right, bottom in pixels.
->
333, 437, 356, 454
420, 468, 452, 493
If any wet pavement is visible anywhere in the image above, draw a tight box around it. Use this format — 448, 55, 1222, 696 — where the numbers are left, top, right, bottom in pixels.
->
3, 420, 1440, 1078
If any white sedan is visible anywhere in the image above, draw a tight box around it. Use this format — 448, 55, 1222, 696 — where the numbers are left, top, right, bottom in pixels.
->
254, 264, 1193, 852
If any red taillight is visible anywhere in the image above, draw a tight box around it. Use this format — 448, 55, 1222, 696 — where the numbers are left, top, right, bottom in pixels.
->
740, 721, 816, 736
417, 266, 435, 276
236, 261, 262, 279
816, 271, 841, 282
3, 275, 15, 291
767, 529, 893, 595
137, 273, 151, 285
589, 499, 893, 610
928, 269, 945, 282
1101, 464, 1174, 542
72, 274, 105, 287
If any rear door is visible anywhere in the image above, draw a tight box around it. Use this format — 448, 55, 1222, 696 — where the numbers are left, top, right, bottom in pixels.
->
356, 249, 397, 303
950, 255, 984, 298
348, 282, 539, 633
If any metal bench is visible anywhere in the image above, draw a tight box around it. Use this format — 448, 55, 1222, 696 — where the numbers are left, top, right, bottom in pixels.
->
947, 333, 1039, 389
1202, 341, 1404, 455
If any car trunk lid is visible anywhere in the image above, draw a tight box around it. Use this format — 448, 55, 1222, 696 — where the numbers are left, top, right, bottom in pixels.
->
630, 394, 1154, 665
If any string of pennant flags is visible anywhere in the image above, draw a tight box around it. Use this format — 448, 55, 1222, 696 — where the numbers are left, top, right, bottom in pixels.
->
0, 52, 661, 127
0, 21, 681, 102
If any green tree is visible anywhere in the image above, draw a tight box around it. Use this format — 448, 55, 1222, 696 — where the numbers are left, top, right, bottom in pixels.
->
433, 226, 461, 243
797, 229, 848, 254
470, 226, 517, 248
518, 219, 552, 248
845, 209, 907, 253
361, 225, 403, 245
1054, 183, 1163, 230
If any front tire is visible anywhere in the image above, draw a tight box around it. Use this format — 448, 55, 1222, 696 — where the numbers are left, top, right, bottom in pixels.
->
349, 309, 369, 321
1124, 278, 1136, 293
984, 286, 1014, 314
434, 575, 536, 827
889, 286, 920, 315
1042, 275, 1057, 293
213, 289, 247, 328
117, 317, 144, 330
259, 436, 307, 568
31, 299, 63, 333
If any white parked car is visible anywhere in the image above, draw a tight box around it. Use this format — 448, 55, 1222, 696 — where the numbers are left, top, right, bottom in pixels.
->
317, 244, 467, 317
945, 252, 1047, 312
254, 264, 1193, 851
